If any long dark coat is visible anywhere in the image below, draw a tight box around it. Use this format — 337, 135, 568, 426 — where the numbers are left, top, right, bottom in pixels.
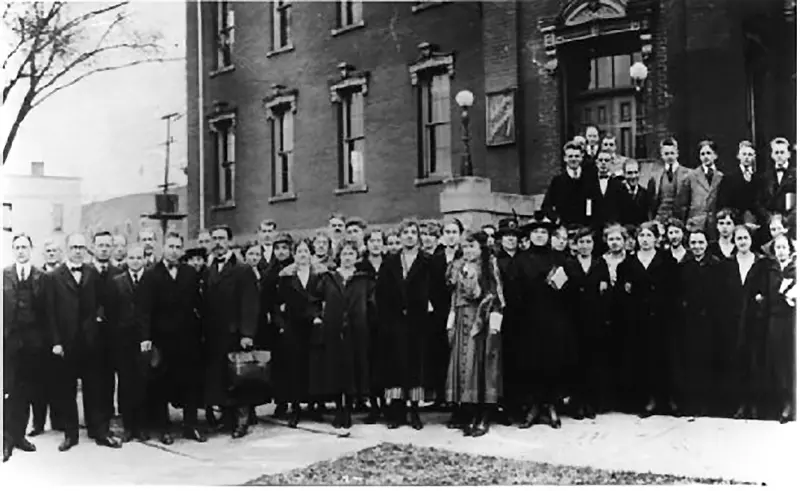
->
356, 257, 384, 392
717, 254, 770, 407
617, 250, 677, 404
427, 248, 460, 398
675, 254, 722, 411
310, 269, 373, 397
496, 249, 524, 402
765, 259, 796, 405
564, 256, 612, 403
376, 250, 433, 392
514, 246, 575, 400
275, 262, 325, 402
202, 254, 259, 407
138, 262, 204, 407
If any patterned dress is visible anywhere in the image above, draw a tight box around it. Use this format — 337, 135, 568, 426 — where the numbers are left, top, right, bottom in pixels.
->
444, 256, 504, 404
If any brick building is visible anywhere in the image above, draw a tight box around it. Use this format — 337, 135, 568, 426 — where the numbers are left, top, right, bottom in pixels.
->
185, 0, 796, 239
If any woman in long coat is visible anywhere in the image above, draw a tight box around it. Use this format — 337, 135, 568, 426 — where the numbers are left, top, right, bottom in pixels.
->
376, 218, 433, 430
617, 221, 677, 418
357, 227, 386, 423
515, 213, 574, 429
718, 224, 770, 420
677, 228, 721, 417
564, 227, 611, 420
599, 224, 629, 412
444, 230, 504, 437
765, 234, 796, 423
312, 239, 373, 429
276, 239, 325, 428
264, 233, 294, 419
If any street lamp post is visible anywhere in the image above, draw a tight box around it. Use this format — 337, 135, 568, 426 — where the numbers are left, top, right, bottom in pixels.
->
455, 89, 475, 177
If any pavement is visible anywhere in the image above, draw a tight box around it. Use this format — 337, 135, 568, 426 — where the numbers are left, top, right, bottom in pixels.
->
0, 404, 797, 486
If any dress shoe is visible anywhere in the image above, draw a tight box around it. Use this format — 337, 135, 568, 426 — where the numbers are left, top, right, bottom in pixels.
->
547, 405, 562, 429
3, 444, 12, 463
183, 428, 207, 443
28, 427, 45, 437
584, 404, 596, 420
158, 433, 174, 445
15, 438, 36, 452
95, 435, 122, 449
779, 405, 793, 424
58, 437, 78, 452
519, 406, 540, 429
409, 409, 423, 430
232, 426, 248, 439
733, 406, 746, 419
287, 412, 300, 429
472, 410, 490, 438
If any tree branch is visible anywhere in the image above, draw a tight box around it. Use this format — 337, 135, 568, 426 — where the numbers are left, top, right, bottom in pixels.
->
31, 56, 182, 110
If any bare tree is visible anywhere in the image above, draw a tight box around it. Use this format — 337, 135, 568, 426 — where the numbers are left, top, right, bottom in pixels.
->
2, 1, 177, 164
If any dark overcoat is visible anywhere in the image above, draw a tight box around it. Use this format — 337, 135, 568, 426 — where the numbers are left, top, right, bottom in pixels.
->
202, 254, 259, 407
356, 257, 385, 392
275, 262, 325, 402
427, 248, 459, 396
310, 269, 373, 397
375, 250, 433, 392
496, 249, 524, 400
765, 259, 797, 402
138, 262, 204, 407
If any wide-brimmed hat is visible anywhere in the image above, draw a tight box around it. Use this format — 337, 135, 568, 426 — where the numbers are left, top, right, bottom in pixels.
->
273, 232, 293, 246
497, 217, 524, 238
520, 210, 558, 235
181, 247, 207, 262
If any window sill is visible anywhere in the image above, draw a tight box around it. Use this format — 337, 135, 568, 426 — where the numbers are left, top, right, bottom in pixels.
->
209, 65, 235, 78
334, 183, 368, 195
211, 202, 236, 211
331, 21, 365, 37
266, 45, 294, 58
414, 174, 450, 187
268, 193, 297, 204
412, 1, 449, 14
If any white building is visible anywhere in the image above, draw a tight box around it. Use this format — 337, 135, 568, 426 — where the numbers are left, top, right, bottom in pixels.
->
2, 162, 82, 266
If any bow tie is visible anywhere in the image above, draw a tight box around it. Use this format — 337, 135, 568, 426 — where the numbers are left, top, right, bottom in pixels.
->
777, 167, 787, 173
70, 266, 82, 273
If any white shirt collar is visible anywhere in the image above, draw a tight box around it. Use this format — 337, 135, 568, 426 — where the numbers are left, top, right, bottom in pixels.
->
567, 166, 582, 179
216, 251, 233, 265
16, 262, 30, 274
66, 261, 83, 270
130, 269, 143, 280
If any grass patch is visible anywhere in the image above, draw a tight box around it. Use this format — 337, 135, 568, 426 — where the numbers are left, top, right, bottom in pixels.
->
245, 442, 751, 485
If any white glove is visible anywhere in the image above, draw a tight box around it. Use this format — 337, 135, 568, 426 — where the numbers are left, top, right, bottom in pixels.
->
140, 340, 152, 352
489, 312, 503, 334
52, 345, 64, 357
446, 311, 456, 332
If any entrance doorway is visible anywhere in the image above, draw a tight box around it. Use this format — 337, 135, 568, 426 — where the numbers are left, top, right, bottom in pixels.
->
576, 95, 638, 158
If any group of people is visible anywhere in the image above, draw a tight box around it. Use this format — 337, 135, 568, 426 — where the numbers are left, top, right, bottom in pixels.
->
3, 131, 796, 464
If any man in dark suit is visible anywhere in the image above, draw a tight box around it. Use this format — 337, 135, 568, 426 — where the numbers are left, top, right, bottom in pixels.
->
107, 244, 149, 442
542, 141, 591, 226
619, 159, 652, 226
203, 225, 259, 439
92, 231, 124, 429
718, 140, 762, 225
28, 237, 64, 436
585, 150, 627, 235
256, 219, 278, 273
45, 233, 121, 451
759, 137, 796, 222
3, 234, 45, 462
138, 232, 207, 444
138, 227, 159, 268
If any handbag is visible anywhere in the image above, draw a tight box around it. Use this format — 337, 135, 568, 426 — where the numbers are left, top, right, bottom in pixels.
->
227, 350, 272, 387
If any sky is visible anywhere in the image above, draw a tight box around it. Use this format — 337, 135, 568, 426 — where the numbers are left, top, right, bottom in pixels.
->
2, 0, 188, 204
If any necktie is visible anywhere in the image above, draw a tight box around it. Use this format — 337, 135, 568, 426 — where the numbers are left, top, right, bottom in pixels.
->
705, 166, 713, 185
743, 167, 752, 182
99, 263, 107, 274
18, 267, 26, 282
630, 185, 637, 197
133, 274, 139, 286
666, 165, 674, 182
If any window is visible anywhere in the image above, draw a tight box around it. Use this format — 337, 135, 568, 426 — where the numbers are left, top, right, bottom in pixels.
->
585, 53, 643, 91
265, 86, 298, 200
418, 73, 451, 178
271, 111, 294, 196
408, 42, 455, 181
52, 203, 64, 232
273, 1, 292, 50
210, 115, 236, 206
336, 1, 362, 28
338, 92, 365, 188
213, 1, 235, 70
2, 203, 11, 232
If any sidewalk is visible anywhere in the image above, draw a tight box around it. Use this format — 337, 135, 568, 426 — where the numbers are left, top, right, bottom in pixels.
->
1, 405, 796, 486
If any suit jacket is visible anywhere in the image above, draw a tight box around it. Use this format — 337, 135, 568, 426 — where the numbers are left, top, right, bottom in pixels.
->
256, 244, 278, 274
107, 271, 146, 346
619, 182, 652, 226
44, 263, 103, 350
204, 253, 259, 340
718, 166, 763, 224
646, 163, 691, 221
585, 176, 627, 230
542, 171, 590, 226
685, 165, 724, 230
759, 165, 797, 218
94, 262, 123, 325
3, 265, 47, 352
138, 262, 203, 342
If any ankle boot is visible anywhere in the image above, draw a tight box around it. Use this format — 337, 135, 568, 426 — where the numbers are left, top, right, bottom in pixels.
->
472, 405, 491, 437
408, 403, 423, 430
386, 400, 401, 429
462, 404, 477, 436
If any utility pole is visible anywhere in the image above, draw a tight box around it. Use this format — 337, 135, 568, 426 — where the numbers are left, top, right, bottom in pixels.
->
143, 112, 187, 238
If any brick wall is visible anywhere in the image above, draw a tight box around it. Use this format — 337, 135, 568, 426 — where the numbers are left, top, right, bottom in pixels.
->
186, 1, 484, 239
